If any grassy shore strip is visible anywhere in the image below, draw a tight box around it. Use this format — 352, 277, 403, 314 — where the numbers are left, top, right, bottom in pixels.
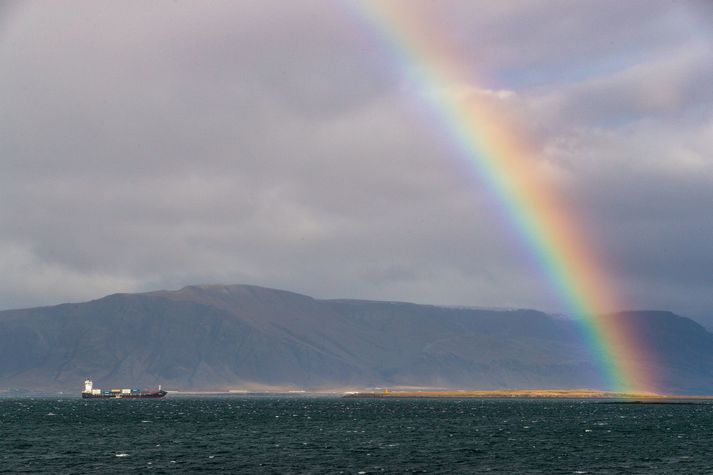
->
343, 389, 713, 399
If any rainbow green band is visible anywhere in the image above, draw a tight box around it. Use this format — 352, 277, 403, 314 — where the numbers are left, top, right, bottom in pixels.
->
347, 1, 650, 393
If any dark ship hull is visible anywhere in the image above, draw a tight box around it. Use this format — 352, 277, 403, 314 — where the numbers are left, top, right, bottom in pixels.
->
82, 390, 167, 399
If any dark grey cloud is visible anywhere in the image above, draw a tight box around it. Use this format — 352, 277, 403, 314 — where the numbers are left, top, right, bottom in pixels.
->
1, 1, 712, 325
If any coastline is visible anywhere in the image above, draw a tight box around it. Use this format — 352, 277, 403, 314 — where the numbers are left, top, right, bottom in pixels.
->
342, 389, 713, 400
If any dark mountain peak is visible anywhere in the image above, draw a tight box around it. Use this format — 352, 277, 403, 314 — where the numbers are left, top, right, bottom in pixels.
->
156, 283, 314, 303
134, 284, 319, 321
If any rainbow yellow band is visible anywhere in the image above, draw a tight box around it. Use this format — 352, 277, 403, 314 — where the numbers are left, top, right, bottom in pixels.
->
347, 1, 653, 393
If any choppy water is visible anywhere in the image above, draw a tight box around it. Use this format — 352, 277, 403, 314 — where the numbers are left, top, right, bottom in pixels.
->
1, 397, 712, 473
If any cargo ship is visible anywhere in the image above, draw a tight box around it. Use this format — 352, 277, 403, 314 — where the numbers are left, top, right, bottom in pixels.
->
81, 379, 167, 399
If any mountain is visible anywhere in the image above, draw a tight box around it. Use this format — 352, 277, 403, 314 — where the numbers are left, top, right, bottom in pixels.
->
0, 284, 712, 393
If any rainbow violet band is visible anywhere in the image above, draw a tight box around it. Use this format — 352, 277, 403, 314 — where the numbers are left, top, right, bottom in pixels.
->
347, 1, 653, 393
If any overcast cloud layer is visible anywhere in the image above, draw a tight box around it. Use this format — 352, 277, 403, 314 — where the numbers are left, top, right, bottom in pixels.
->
1, 1, 712, 324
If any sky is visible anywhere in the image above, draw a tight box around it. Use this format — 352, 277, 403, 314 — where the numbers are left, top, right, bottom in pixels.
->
1, 1, 713, 324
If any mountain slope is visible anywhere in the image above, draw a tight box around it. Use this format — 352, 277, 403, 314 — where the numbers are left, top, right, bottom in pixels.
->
0, 285, 711, 393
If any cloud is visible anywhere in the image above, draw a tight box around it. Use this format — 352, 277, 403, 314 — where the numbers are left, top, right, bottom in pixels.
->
0, 241, 141, 308
1, 0, 712, 325
527, 46, 713, 129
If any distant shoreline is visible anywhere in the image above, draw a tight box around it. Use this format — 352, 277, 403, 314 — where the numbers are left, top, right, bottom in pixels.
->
342, 389, 713, 400
5, 388, 713, 401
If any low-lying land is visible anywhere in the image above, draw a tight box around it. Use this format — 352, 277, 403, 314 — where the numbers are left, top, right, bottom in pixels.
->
343, 389, 713, 400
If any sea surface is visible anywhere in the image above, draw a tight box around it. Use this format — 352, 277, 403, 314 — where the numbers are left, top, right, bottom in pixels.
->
1, 396, 712, 473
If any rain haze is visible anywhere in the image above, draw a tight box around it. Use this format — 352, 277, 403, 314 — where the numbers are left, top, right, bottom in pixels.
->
2, 1, 713, 325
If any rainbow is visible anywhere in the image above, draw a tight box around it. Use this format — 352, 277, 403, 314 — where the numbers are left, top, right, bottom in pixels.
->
347, 2, 653, 393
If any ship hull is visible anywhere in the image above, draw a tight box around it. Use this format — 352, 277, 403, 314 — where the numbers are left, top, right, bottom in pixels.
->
82, 391, 167, 399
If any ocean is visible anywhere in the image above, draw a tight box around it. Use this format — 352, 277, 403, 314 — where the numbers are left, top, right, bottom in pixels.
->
1, 397, 711, 473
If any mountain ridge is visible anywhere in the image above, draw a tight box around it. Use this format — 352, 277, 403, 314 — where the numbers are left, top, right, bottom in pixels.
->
1, 284, 712, 394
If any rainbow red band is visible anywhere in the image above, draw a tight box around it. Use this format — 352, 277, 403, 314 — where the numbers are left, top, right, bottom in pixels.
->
347, 1, 653, 393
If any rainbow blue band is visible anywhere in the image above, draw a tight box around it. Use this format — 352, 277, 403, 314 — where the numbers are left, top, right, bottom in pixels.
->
346, 1, 651, 393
